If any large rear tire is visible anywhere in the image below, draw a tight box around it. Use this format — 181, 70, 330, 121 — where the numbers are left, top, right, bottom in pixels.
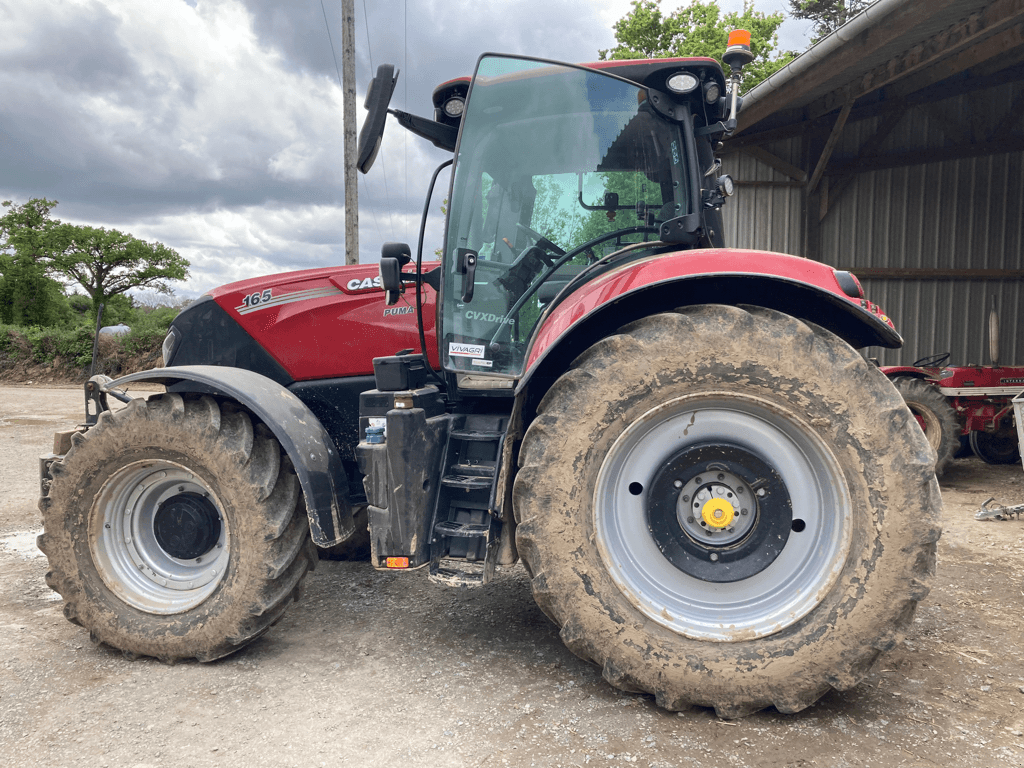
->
513, 305, 941, 716
38, 393, 317, 662
969, 424, 1020, 465
891, 376, 960, 476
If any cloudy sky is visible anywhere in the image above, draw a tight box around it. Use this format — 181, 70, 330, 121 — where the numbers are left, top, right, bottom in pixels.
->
0, 0, 812, 300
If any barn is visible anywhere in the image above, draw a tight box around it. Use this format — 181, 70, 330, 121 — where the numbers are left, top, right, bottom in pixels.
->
723, 0, 1024, 365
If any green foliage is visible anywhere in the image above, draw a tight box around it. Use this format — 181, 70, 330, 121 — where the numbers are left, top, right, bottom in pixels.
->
0, 324, 95, 367
600, 0, 795, 92
52, 224, 190, 314
789, 0, 868, 42
1, 198, 190, 319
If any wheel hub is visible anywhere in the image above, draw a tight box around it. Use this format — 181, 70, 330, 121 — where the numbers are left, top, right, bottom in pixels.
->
647, 444, 792, 583
700, 496, 735, 529
154, 493, 222, 560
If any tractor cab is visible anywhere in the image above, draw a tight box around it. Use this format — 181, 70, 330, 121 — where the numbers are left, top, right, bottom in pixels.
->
360, 52, 737, 385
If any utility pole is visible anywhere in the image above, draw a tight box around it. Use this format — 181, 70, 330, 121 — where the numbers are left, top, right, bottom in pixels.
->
342, 0, 358, 265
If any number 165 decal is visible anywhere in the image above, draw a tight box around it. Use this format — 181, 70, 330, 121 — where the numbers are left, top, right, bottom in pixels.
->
233, 285, 345, 316
241, 289, 272, 308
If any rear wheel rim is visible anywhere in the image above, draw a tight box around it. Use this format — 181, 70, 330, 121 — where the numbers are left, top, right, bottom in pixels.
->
90, 459, 230, 614
594, 393, 852, 641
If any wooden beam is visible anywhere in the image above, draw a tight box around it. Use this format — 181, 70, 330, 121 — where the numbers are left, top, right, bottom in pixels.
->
827, 136, 1024, 175
821, 108, 907, 220
971, 40, 1024, 78
887, 22, 1024, 101
808, 0, 1024, 120
807, 96, 854, 194
736, 0, 964, 130
734, 180, 805, 188
919, 100, 973, 146
741, 147, 808, 182
844, 268, 1024, 280
727, 62, 1024, 149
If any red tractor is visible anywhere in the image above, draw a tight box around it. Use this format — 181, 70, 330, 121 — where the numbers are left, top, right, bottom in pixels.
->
883, 353, 1024, 474
38, 36, 940, 717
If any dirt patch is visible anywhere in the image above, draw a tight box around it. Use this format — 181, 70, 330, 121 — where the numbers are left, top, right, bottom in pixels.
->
3, 384, 1024, 767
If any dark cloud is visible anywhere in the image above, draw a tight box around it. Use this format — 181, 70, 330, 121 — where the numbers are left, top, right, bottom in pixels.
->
0, 0, 810, 297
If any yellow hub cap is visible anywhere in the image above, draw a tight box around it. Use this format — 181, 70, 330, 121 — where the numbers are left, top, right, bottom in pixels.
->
701, 498, 735, 529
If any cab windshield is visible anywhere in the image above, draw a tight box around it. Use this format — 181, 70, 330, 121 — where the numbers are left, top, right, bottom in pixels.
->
441, 55, 689, 378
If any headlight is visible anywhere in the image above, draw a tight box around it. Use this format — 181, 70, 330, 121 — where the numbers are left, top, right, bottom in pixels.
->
161, 326, 180, 366
704, 82, 721, 104
443, 97, 465, 118
666, 72, 699, 94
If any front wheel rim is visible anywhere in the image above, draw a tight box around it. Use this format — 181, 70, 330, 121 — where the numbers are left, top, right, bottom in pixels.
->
90, 459, 231, 614
594, 392, 852, 642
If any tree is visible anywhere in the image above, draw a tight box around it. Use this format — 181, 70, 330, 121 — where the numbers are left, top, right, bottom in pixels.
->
1, 199, 189, 318
600, 0, 795, 92
49, 225, 190, 316
0, 199, 70, 326
789, 0, 869, 43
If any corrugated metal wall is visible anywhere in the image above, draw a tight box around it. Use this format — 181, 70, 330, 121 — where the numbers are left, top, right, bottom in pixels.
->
723, 81, 1024, 366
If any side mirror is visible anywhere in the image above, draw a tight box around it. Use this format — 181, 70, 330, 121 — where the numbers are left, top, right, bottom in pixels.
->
381, 241, 412, 267
379, 257, 403, 306
358, 64, 399, 174
379, 242, 412, 306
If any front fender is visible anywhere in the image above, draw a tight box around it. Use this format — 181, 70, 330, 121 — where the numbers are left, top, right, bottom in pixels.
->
107, 365, 356, 548
519, 248, 902, 394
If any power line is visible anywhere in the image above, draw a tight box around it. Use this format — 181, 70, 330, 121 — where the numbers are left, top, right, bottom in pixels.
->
360, 0, 395, 238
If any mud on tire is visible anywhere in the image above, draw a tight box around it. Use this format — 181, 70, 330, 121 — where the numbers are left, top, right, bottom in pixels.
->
513, 305, 941, 717
891, 376, 960, 476
38, 393, 317, 662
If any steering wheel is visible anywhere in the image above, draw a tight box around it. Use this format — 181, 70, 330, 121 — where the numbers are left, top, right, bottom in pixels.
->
516, 222, 566, 256
489, 225, 659, 345
911, 352, 950, 368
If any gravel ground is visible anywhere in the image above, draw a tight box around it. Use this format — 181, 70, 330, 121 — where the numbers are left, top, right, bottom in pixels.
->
3, 383, 1024, 768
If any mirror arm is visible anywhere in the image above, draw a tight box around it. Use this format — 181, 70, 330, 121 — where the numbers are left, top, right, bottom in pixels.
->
390, 109, 458, 152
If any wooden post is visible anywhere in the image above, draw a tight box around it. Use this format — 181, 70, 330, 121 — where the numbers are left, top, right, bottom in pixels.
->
342, 0, 359, 265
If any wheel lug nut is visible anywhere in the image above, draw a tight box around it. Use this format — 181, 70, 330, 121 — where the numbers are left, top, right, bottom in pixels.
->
695, 476, 702, 484
741, 509, 748, 515
686, 516, 695, 524
682, 495, 690, 502
717, 474, 725, 481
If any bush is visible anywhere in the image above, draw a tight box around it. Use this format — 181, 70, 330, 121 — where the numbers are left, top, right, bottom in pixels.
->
0, 320, 168, 379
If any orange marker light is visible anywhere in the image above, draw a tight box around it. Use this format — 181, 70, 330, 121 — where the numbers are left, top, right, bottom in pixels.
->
385, 557, 410, 568
728, 29, 751, 47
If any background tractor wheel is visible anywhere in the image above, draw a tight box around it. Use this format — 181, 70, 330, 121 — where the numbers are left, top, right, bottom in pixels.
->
891, 376, 961, 476
969, 425, 1021, 465
513, 305, 941, 717
38, 393, 317, 662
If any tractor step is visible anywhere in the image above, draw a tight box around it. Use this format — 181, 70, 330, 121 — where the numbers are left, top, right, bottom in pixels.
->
428, 412, 509, 587
434, 520, 490, 538
449, 429, 503, 442
429, 559, 488, 587
441, 474, 493, 490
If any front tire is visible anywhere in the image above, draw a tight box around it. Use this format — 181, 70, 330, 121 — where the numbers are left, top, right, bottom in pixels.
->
513, 305, 941, 716
38, 393, 317, 662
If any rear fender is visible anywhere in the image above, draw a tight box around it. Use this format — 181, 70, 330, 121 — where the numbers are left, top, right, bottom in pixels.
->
106, 365, 356, 548
518, 250, 902, 400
